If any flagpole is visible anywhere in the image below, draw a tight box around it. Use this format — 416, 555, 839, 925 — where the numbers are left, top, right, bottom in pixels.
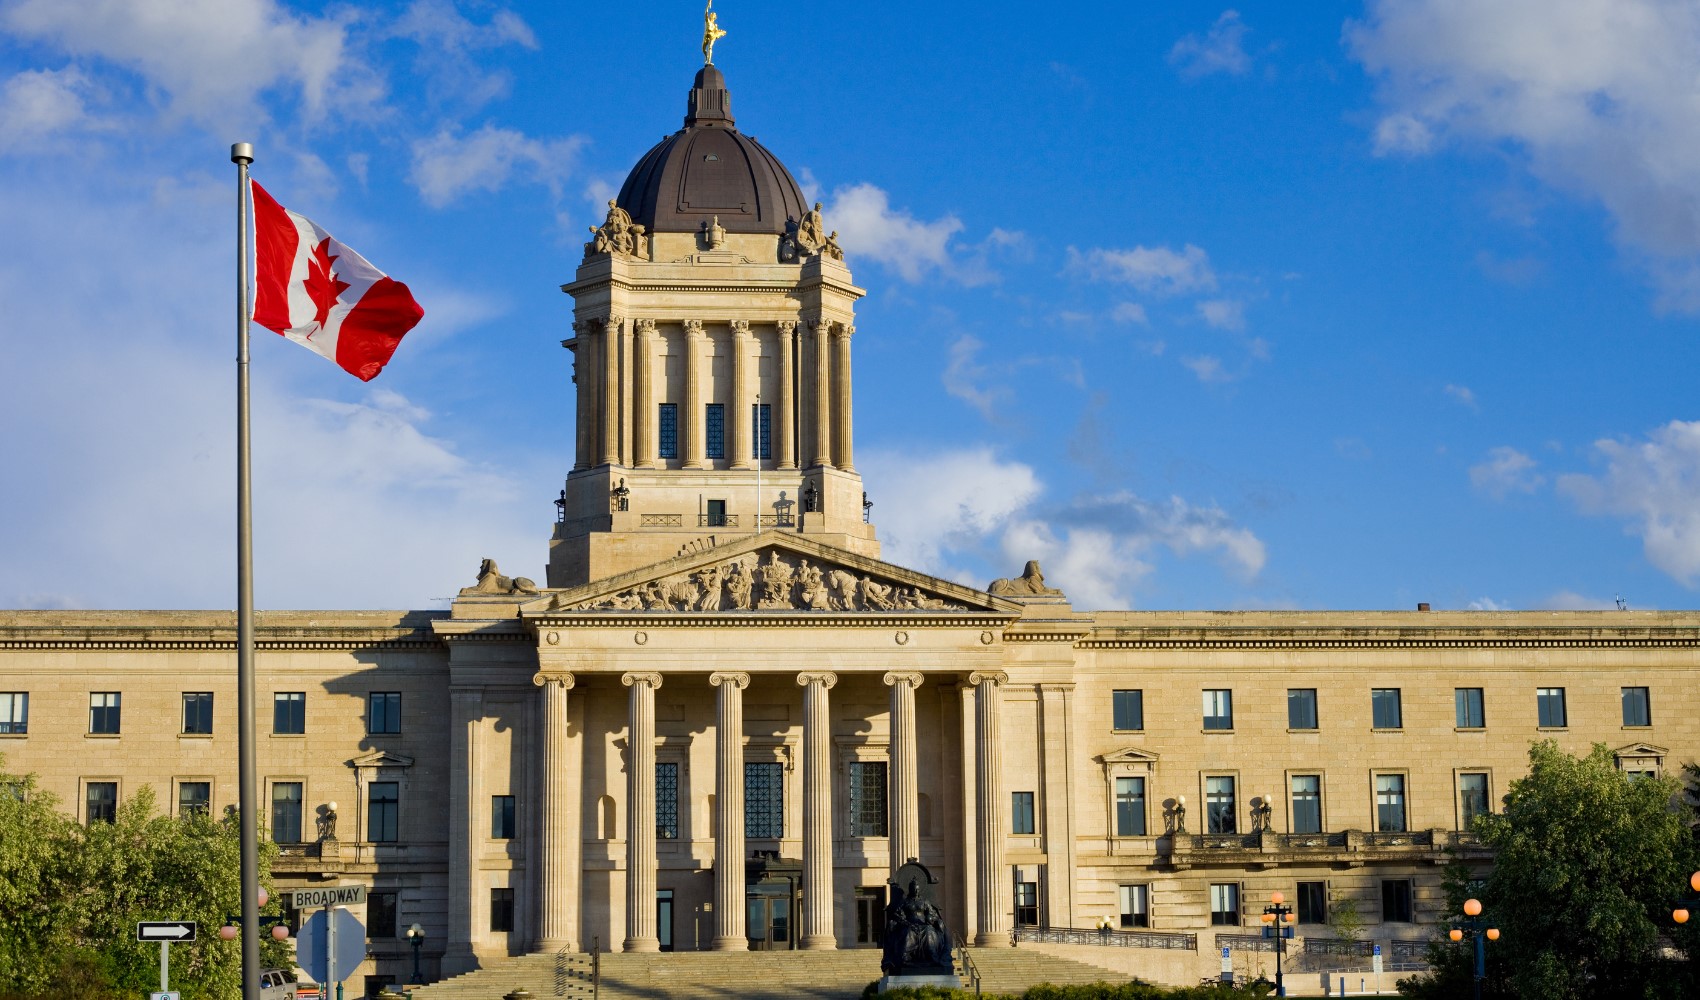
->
231, 140, 261, 1000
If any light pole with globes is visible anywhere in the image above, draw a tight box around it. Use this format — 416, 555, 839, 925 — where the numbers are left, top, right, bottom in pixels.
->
407, 923, 426, 984
1447, 898, 1498, 1000
221, 887, 292, 945
1260, 891, 1295, 997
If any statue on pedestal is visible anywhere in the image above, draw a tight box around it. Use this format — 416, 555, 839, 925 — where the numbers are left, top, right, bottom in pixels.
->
880, 859, 955, 980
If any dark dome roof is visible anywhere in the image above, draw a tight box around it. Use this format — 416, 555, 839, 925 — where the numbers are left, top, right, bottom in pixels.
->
615, 65, 809, 236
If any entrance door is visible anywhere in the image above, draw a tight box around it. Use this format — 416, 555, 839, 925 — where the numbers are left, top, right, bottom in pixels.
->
657, 890, 674, 952
854, 888, 885, 946
746, 893, 793, 950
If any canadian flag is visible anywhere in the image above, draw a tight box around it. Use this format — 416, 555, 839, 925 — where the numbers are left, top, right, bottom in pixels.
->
250, 181, 424, 381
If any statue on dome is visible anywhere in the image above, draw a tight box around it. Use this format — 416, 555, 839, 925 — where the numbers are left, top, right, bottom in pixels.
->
782, 203, 839, 262
702, 1, 727, 65
823, 230, 844, 260
586, 199, 648, 261
797, 202, 826, 251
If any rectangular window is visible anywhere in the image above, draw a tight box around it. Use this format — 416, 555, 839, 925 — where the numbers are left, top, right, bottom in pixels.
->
1206, 776, 1237, 834
656, 762, 679, 840
1290, 774, 1322, 834
1537, 687, 1567, 728
658, 403, 679, 459
705, 498, 727, 527
1455, 687, 1485, 729
1011, 791, 1036, 835
1622, 686, 1651, 727
270, 782, 303, 843
1210, 883, 1240, 926
1203, 689, 1233, 730
273, 692, 305, 735
1119, 884, 1150, 928
368, 781, 399, 843
745, 762, 783, 838
1371, 688, 1403, 729
1115, 776, 1146, 836
1381, 879, 1414, 923
0, 692, 27, 734
751, 403, 771, 460
367, 891, 398, 939
1014, 881, 1039, 926
1459, 773, 1489, 829
849, 761, 888, 837
1375, 774, 1407, 833
178, 781, 210, 817
89, 692, 121, 734
1297, 881, 1327, 924
705, 403, 725, 459
1112, 689, 1144, 731
182, 692, 214, 735
490, 888, 514, 933
367, 692, 401, 735
86, 781, 117, 824
491, 795, 516, 840
1287, 688, 1318, 730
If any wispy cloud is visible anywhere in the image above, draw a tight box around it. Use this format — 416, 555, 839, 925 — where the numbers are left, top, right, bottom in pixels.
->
1169, 10, 1253, 79
1470, 446, 1545, 499
408, 123, 583, 207
1068, 244, 1218, 295
1557, 420, 1700, 586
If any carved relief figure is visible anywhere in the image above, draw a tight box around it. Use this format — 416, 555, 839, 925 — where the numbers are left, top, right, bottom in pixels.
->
758, 550, 795, 608
822, 230, 844, 260
460, 558, 539, 596
693, 563, 725, 611
825, 569, 859, 610
796, 559, 828, 610
726, 558, 755, 610
586, 200, 647, 260
861, 576, 896, 611
573, 551, 969, 612
988, 559, 1064, 597
797, 201, 825, 252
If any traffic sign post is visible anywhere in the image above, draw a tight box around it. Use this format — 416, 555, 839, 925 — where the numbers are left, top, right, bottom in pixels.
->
137, 922, 196, 997
297, 902, 366, 1000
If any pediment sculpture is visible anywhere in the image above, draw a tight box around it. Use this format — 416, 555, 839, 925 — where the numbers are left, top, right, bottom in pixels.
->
584, 199, 649, 261
573, 550, 965, 613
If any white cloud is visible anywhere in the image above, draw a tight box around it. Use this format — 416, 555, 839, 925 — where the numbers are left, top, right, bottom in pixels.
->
391, 0, 537, 109
1467, 596, 1509, 610
0, 67, 95, 147
1069, 244, 1218, 295
941, 335, 1006, 421
1469, 446, 1544, 498
857, 447, 1042, 582
1111, 302, 1149, 325
825, 182, 965, 283
1197, 298, 1246, 331
1534, 590, 1620, 611
408, 123, 583, 207
1347, 0, 1700, 309
1443, 383, 1478, 410
1182, 355, 1231, 383
1170, 10, 1253, 79
1556, 420, 1700, 586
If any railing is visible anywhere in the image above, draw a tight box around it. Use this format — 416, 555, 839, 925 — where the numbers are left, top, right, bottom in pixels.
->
1273, 832, 1348, 849
639, 513, 682, 527
591, 936, 601, 999
553, 942, 570, 997
1390, 938, 1430, 971
1216, 932, 1275, 953
1013, 925, 1197, 951
1175, 833, 1263, 851
1362, 830, 1433, 847
698, 513, 739, 527
956, 939, 981, 998
757, 513, 796, 528
1304, 937, 1374, 958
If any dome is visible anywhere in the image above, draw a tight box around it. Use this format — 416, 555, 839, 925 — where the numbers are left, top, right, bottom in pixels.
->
615, 65, 809, 236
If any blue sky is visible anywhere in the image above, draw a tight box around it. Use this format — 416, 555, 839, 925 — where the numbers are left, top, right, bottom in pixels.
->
2, 0, 1698, 613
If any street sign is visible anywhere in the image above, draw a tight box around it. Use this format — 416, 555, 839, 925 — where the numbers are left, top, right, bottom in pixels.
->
1373, 944, 1384, 975
151, 992, 180, 1000
137, 922, 197, 942
296, 907, 365, 986
291, 885, 367, 909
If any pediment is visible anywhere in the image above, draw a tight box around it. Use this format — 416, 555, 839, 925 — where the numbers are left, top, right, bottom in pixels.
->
350, 750, 414, 769
1100, 746, 1160, 766
1614, 742, 1668, 758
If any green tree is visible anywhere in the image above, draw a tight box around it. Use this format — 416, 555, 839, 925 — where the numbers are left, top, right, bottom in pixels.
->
0, 765, 80, 996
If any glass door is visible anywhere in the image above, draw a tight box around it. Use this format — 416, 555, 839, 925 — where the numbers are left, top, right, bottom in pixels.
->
657, 889, 674, 952
745, 892, 793, 950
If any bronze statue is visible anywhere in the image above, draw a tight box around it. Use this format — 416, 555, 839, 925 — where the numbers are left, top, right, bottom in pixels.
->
702, 1, 727, 64
880, 865, 954, 977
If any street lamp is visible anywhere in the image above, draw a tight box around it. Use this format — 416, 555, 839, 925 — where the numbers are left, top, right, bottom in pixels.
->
1669, 870, 1700, 924
1260, 891, 1295, 997
220, 887, 290, 941
1447, 898, 1498, 1000
407, 923, 425, 983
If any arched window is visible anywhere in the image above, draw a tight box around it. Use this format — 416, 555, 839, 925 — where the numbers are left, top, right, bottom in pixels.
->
599, 795, 617, 840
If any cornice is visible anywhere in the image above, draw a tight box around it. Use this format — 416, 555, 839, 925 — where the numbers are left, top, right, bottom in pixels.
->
529, 612, 1013, 630
1081, 627, 1700, 650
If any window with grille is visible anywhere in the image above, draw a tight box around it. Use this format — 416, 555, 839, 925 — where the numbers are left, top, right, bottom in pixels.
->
1455, 688, 1485, 728
1297, 881, 1327, 924
1210, 883, 1240, 925
368, 692, 401, 734
0, 693, 26, 734
752, 403, 771, 460
1206, 776, 1236, 834
492, 795, 516, 840
1112, 690, 1143, 731
273, 692, 305, 734
1011, 791, 1036, 835
1203, 689, 1233, 730
705, 403, 725, 459
1622, 686, 1651, 727
1291, 775, 1322, 834
1014, 881, 1039, 926
182, 692, 214, 734
89, 692, 121, 734
658, 403, 678, 459
178, 781, 210, 817
1287, 688, 1318, 730
745, 762, 783, 838
1119, 884, 1149, 928
369, 781, 399, 843
1115, 777, 1146, 836
271, 782, 302, 842
1537, 687, 1567, 727
849, 761, 888, 837
656, 763, 679, 839
1459, 773, 1489, 829
1375, 774, 1407, 832
1371, 688, 1403, 729
86, 782, 117, 824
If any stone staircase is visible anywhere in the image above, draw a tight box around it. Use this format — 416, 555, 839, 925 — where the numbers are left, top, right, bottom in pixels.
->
959, 947, 1127, 995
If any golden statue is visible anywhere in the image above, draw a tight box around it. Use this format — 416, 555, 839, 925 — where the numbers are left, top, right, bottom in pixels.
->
702, 0, 727, 64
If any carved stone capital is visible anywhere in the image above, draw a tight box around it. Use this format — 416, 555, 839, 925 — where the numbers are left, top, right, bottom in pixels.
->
776, 320, 798, 334
636, 318, 658, 335
683, 319, 706, 337
804, 316, 831, 333
709, 671, 751, 690
795, 671, 838, 690
729, 318, 752, 336
531, 671, 576, 690
831, 323, 855, 339
599, 314, 624, 334
883, 671, 924, 690
622, 671, 664, 689
967, 670, 1009, 688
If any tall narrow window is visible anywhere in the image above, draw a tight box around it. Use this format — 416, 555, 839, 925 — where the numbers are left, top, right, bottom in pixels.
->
1210, 883, 1240, 925
1537, 687, 1567, 727
1290, 774, 1322, 834
271, 782, 303, 843
1119, 884, 1150, 928
745, 762, 783, 838
492, 794, 516, 840
705, 403, 725, 459
89, 692, 121, 735
1206, 776, 1237, 834
0, 693, 26, 734
490, 888, 514, 932
1112, 690, 1144, 731
1014, 881, 1039, 926
1455, 688, 1485, 728
368, 891, 398, 938
1371, 689, 1403, 729
849, 761, 888, 837
1203, 689, 1233, 730
85, 782, 117, 824
1287, 689, 1318, 730
1622, 687, 1651, 727
368, 692, 401, 734
182, 693, 214, 735
751, 403, 771, 460
656, 762, 679, 839
273, 692, 305, 734
1375, 774, 1407, 832
368, 781, 399, 843
1115, 776, 1146, 836
1012, 791, 1036, 835
178, 781, 210, 817
658, 403, 679, 459
1297, 881, 1327, 924
1381, 879, 1414, 922
1458, 773, 1489, 829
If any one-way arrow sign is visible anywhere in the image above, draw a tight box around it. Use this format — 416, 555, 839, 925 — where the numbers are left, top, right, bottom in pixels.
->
137, 922, 197, 942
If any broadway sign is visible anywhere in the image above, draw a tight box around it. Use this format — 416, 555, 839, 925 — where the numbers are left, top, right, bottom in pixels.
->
290, 885, 368, 909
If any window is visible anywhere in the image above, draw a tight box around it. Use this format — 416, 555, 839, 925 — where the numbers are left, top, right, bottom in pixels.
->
1203, 689, 1233, 730
1119, 884, 1150, 928
273, 692, 305, 734
1537, 687, 1567, 728
1112, 689, 1144, 731
1011, 791, 1036, 835
658, 403, 679, 459
1459, 773, 1489, 829
1115, 777, 1146, 836
656, 763, 679, 839
1381, 879, 1413, 922
705, 498, 728, 527
368, 692, 401, 735
1206, 776, 1237, 834
1210, 883, 1240, 926
1290, 775, 1322, 835
1455, 688, 1485, 729
89, 692, 121, 734
1622, 687, 1651, 727
368, 782, 399, 843
1375, 774, 1407, 832
86, 781, 117, 824
1014, 881, 1039, 926
0, 693, 27, 734
492, 795, 516, 840
1371, 689, 1402, 729
271, 782, 303, 843
490, 888, 514, 933
849, 761, 888, 837
182, 693, 214, 735
1287, 689, 1318, 730
745, 762, 783, 838
178, 781, 210, 817
751, 403, 771, 460
367, 891, 397, 939
1297, 881, 1327, 924
705, 403, 725, 459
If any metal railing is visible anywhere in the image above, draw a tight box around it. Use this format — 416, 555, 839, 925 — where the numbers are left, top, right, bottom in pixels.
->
591, 936, 600, 999
1304, 937, 1375, 958
698, 513, 739, 527
1216, 932, 1276, 953
956, 939, 981, 998
1013, 925, 1197, 951
757, 513, 796, 528
1362, 830, 1434, 847
639, 513, 682, 527
1390, 938, 1430, 971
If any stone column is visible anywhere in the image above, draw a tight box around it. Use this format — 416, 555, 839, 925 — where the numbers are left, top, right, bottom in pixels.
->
622, 672, 662, 953
730, 319, 753, 470
533, 672, 577, 951
442, 688, 482, 973
571, 323, 592, 471
809, 319, 833, 469
633, 319, 657, 469
797, 671, 838, 949
710, 672, 750, 950
599, 315, 622, 467
883, 671, 922, 874
776, 321, 797, 470
682, 320, 707, 469
956, 683, 979, 943
970, 671, 1009, 946
831, 324, 855, 473
618, 316, 635, 466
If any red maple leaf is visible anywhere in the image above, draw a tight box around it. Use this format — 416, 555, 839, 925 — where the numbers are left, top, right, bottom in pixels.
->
303, 237, 352, 332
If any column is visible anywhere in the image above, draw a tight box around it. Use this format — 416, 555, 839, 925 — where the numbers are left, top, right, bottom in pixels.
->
622, 672, 662, 952
831, 324, 855, 472
618, 316, 635, 466
970, 671, 1009, 947
1039, 684, 1076, 929
797, 671, 838, 949
634, 319, 657, 468
683, 319, 707, 469
599, 316, 622, 467
956, 683, 979, 943
442, 688, 482, 973
534, 673, 578, 950
809, 319, 832, 468
883, 672, 922, 874
710, 672, 751, 949
730, 319, 753, 471
776, 320, 797, 469
570, 323, 592, 471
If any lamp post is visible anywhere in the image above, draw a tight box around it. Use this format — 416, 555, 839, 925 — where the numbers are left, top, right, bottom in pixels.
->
1259, 891, 1295, 997
406, 923, 425, 983
1447, 898, 1498, 1000
220, 887, 291, 943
